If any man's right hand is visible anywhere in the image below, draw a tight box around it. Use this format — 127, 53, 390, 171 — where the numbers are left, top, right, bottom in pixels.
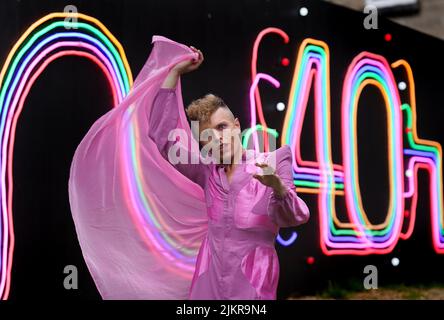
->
172, 46, 204, 75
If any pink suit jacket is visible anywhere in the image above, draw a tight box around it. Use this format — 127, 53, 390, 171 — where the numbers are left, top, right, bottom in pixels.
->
149, 87, 310, 299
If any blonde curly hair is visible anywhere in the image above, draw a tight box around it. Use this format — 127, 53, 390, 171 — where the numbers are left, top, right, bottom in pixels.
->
185, 93, 233, 124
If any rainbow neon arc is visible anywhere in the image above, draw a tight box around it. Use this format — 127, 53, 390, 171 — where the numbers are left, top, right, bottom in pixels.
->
0, 12, 133, 300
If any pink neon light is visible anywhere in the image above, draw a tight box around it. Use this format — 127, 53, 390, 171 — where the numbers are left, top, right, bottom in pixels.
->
249, 73, 280, 151
251, 27, 289, 151
324, 54, 404, 254
400, 157, 444, 252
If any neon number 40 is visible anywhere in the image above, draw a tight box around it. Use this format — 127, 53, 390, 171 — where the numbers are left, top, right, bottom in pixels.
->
280, 38, 444, 255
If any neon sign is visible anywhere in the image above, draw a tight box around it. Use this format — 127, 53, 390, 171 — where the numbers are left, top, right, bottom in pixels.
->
0, 12, 133, 300
247, 28, 443, 255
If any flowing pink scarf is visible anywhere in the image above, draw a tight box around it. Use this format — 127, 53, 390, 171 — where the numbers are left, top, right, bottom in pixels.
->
68, 35, 207, 299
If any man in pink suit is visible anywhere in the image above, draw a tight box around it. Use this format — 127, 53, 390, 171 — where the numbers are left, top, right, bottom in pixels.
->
148, 45, 310, 300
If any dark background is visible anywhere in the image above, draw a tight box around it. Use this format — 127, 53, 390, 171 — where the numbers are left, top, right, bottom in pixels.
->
0, 0, 443, 299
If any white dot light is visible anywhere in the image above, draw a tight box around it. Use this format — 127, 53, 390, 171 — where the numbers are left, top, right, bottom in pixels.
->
405, 169, 413, 177
299, 7, 308, 17
391, 257, 400, 267
398, 81, 407, 91
276, 102, 286, 111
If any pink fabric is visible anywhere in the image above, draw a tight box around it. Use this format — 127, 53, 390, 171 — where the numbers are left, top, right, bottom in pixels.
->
241, 245, 279, 300
149, 89, 310, 299
68, 35, 310, 300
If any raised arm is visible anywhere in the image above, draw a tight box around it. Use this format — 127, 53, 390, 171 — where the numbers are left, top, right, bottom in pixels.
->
148, 46, 209, 188
148, 85, 180, 161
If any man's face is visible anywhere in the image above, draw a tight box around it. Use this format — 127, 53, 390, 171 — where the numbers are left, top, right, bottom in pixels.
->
199, 107, 241, 164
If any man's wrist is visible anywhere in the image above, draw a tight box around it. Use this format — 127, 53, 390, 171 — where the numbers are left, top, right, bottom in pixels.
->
170, 68, 181, 77
272, 178, 288, 198
161, 70, 180, 89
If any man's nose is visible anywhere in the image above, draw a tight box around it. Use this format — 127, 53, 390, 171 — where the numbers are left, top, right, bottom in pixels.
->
213, 130, 222, 142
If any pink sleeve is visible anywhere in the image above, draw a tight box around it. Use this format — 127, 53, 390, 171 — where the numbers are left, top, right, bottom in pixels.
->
148, 87, 209, 188
267, 145, 310, 227
149, 87, 179, 159
68, 35, 208, 300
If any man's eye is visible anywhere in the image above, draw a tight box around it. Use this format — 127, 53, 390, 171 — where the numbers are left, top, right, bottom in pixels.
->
218, 124, 227, 129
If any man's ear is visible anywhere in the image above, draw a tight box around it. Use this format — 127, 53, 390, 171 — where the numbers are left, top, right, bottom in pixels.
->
234, 117, 240, 128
